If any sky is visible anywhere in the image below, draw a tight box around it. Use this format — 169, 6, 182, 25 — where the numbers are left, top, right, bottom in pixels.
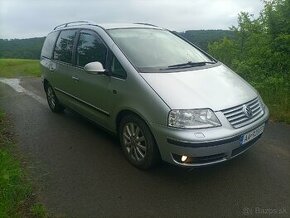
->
0, 0, 264, 39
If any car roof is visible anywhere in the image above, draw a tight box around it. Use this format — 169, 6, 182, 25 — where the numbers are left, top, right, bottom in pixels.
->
97, 23, 161, 30
52, 21, 162, 31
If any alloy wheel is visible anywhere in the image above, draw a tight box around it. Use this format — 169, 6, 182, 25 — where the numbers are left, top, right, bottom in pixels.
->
122, 122, 147, 161
47, 86, 56, 109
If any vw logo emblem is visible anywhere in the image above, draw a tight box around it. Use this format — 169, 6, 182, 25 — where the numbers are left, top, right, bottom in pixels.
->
242, 105, 253, 118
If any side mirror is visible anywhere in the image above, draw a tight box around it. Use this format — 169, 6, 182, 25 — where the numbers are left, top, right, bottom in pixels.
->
84, 62, 106, 74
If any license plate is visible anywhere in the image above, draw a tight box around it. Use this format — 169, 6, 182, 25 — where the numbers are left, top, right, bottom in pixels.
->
240, 124, 264, 145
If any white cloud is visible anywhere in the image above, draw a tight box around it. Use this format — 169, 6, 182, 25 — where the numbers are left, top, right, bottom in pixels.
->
0, 0, 264, 39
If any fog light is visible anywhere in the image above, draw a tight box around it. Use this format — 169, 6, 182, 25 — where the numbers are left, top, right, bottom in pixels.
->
181, 155, 188, 162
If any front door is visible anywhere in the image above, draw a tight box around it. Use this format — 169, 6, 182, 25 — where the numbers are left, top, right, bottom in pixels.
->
73, 30, 112, 127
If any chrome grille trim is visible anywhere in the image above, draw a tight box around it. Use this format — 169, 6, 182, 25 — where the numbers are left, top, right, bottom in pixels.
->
250, 101, 260, 109
221, 98, 264, 128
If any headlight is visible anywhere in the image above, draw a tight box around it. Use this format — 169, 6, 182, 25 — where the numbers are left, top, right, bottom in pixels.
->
168, 109, 221, 129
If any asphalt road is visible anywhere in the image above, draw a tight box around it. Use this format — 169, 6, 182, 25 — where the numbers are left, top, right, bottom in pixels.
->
0, 77, 289, 218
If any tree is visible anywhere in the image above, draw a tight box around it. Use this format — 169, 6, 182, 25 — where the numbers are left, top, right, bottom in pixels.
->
208, 0, 290, 77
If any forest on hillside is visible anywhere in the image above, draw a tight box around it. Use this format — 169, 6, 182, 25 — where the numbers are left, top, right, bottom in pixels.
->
0, 37, 45, 59
0, 30, 233, 59
179, 30, 235, 51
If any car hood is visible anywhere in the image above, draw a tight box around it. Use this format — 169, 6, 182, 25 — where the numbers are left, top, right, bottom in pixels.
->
140, 64, 258, 111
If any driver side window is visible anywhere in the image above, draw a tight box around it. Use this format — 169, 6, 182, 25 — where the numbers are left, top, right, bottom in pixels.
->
76, 31, 107, 67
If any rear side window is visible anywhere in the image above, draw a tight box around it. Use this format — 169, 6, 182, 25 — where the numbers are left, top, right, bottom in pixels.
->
41, 31, 59, 59
54, 30, 78, 64
76, 31, 107, 67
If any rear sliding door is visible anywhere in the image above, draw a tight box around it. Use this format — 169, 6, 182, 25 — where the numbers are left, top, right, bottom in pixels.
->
52, 29, 79, 106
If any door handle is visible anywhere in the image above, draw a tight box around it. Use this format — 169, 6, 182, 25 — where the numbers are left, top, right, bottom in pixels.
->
72, 76, 79, 82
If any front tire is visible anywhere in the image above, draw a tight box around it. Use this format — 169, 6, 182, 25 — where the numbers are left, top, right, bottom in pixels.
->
119, 114, 160, 169
45, 84, 64, 113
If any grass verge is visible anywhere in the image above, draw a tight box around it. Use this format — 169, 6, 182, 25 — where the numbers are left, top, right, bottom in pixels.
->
0, 59, 40, 78
0, 110, 47, 217
249, 74, 290, 124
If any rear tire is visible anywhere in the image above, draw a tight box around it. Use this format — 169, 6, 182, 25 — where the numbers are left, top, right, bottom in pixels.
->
119, 114, 160, 169
45, 84, 64, 113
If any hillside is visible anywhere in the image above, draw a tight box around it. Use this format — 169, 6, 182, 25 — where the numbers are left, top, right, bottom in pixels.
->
0, 37, 45, 59
0, 30, 234, 59
179, 30, 235, 51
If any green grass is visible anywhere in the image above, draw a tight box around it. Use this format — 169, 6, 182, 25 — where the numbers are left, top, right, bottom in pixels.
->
30, 203, 47, 217
0, 111, 47, 217
0, 59, 40, 78
258, 88, 290, 124
249, 74, 290, 124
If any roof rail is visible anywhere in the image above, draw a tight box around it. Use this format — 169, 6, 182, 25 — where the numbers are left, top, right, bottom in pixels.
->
53, 21, 96, 30
134, 22, 157, 27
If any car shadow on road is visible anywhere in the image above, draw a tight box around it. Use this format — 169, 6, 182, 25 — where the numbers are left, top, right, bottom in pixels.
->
60, 107, 252, 179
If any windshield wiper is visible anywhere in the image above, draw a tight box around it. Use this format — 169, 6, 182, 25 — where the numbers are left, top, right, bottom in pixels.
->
166, 61, 216, 69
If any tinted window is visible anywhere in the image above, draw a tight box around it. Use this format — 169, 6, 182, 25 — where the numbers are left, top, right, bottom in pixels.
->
111, 56, 126, 79
54, 30, 78, 63
41, 31, 59, 59
76, 32, 107, 67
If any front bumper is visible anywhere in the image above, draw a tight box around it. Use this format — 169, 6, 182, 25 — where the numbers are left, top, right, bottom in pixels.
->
151, 106, 269, 167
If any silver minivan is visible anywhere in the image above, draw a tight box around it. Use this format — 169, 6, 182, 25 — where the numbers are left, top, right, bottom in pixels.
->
41, 21, 269, 169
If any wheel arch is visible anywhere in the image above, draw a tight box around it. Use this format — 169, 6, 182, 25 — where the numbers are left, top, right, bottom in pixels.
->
115, 109, 152, 135
115, 108, 160, 148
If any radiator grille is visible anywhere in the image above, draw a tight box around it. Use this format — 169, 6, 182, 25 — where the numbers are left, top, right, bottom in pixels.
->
222, 98, 264, 128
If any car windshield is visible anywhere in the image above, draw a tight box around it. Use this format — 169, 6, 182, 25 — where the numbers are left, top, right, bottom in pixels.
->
107, 28, 214, 72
